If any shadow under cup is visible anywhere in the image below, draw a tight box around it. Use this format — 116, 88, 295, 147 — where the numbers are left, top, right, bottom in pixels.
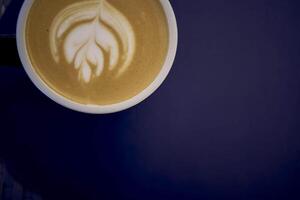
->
17, 0, 178, 114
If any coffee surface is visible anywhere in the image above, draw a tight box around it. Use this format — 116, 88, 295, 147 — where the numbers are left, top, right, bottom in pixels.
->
26, 0, 169, 105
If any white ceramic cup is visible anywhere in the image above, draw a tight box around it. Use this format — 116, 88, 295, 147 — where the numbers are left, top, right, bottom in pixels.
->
17, 0, 178, 114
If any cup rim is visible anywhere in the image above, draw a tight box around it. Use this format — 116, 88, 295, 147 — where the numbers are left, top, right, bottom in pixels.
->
17, 0, 178, 114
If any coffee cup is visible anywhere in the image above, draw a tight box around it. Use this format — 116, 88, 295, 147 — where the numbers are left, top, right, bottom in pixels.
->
17, 0, 178, 114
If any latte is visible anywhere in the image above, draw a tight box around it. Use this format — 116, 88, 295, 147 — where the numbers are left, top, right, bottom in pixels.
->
25, 0, 169, 105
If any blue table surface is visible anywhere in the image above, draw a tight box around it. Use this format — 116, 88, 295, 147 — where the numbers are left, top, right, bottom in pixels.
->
1, 0, 300, 200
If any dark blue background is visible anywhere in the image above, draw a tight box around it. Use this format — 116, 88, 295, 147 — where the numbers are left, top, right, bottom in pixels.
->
1, 0, 300, 199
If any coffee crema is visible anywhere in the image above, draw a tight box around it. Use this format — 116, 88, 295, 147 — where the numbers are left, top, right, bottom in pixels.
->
25, 0, 169, 105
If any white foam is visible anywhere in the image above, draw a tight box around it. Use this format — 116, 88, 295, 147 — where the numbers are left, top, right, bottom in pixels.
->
49, 0, 136, 83
81, 61, 92, 83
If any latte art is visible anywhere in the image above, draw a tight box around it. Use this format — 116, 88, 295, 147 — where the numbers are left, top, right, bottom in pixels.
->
49, 0, 136, 83
25, 0, 169, 105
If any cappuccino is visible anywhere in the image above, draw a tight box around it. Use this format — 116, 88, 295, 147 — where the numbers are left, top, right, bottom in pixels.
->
25, 0, 169, 105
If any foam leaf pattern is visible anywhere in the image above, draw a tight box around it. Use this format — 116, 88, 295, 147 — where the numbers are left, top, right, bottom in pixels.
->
49, 0, 136, 83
